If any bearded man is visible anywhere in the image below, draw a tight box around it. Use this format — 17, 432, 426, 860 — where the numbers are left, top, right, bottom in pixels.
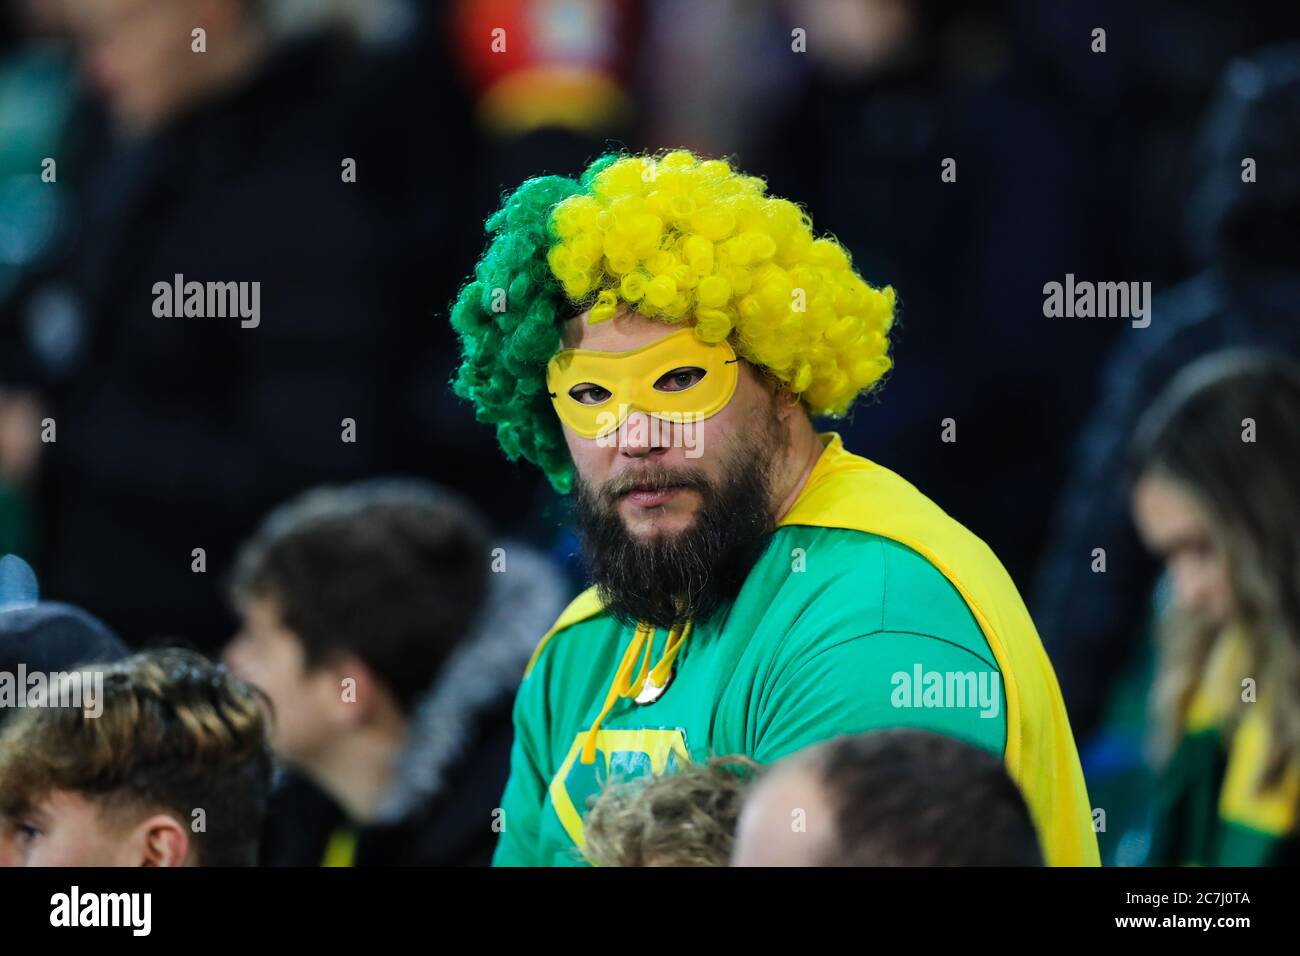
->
450, 150, 1098, 866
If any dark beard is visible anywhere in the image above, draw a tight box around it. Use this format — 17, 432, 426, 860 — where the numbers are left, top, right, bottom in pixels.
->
572, 431, 782, 630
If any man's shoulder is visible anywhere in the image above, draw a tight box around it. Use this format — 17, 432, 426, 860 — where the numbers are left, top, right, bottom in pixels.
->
523, 586, 612, 678
767, 524, 972, 607
761, 525, 996, 668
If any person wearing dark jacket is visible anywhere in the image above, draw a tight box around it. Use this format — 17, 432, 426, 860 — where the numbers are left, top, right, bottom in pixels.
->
0, 0, 494, 651
224, 479, 569, 867
1033, 43, 1300, 740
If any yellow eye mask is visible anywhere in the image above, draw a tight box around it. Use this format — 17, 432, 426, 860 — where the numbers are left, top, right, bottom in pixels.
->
546, 328, 739, 439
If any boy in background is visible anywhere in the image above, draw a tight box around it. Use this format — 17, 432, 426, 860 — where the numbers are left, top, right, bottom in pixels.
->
226, 479, 568, 866
0, 647, 272, 866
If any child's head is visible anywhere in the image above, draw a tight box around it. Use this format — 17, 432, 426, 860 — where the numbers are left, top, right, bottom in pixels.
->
582, 755, 762, 867
733, 730, 1043, 866
224, 480, 491, 766
0, 647, 272, 866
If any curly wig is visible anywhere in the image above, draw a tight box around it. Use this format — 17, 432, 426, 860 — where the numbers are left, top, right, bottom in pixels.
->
450, 149, 896, 492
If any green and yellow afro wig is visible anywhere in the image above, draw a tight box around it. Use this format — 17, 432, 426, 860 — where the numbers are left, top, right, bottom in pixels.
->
450, 149, 896, 493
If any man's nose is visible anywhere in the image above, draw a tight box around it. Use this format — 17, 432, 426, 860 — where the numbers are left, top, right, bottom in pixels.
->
619, 410, 668, 458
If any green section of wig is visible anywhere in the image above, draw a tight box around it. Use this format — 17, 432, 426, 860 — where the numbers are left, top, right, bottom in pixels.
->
450, 150, 895, 493
450, 158, 615, 493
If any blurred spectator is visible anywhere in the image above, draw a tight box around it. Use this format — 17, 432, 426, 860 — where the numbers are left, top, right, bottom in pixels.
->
582, 755, 761, 867
0, 0, 500, 650
1034, 43, 1300, 740
732, 729, 1044, 866
225, 479, 569, 866
0, 646, 272, 866
1128, 351, 1300, 865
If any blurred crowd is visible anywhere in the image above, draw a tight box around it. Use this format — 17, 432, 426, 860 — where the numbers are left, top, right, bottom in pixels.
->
0, 0, 1299, 866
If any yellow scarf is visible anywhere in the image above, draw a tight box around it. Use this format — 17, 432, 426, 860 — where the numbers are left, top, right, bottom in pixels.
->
1185, 627, 1300, 838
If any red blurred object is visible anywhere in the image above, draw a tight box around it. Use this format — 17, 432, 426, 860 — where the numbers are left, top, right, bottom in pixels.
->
453, 0, 637, 135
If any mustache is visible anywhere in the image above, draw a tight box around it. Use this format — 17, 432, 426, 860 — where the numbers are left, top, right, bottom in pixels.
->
601, 466, 712, 501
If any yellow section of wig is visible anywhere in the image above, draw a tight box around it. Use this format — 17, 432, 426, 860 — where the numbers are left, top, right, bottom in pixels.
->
545, 150, 896, 416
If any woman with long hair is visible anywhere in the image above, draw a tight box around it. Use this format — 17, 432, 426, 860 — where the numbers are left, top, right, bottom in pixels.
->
1129, 349, 1300, 864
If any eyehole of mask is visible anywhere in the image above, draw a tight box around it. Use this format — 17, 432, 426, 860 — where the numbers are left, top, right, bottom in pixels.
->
568, 383, 612, 406
654, 367, 707, 392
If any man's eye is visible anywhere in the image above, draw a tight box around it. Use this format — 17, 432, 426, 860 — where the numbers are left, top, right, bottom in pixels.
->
569, 384, 612, 406
655, 367, 706, 392
13, 822, 41, 844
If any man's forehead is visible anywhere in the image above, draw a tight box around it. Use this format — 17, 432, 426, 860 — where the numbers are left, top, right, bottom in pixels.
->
561, 306, 684, 352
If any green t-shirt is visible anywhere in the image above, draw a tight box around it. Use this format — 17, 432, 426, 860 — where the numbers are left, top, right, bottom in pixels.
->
492, 524, 1007, 866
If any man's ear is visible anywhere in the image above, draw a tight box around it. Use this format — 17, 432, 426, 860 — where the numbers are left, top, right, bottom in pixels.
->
767, 379, 805, 423
775, 387, 804, 416
320, 654, 388, 726
135, 813, 192, 867
743, 359, 803, 419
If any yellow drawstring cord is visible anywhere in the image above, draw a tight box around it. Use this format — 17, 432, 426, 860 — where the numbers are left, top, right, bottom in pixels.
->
581, 622, 650, 765
649, 620, 691, 688
580, 619, 694, 765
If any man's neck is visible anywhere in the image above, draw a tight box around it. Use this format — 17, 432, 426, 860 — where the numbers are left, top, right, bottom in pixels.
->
303, 719, 409, 825
772, 419, 827, 525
